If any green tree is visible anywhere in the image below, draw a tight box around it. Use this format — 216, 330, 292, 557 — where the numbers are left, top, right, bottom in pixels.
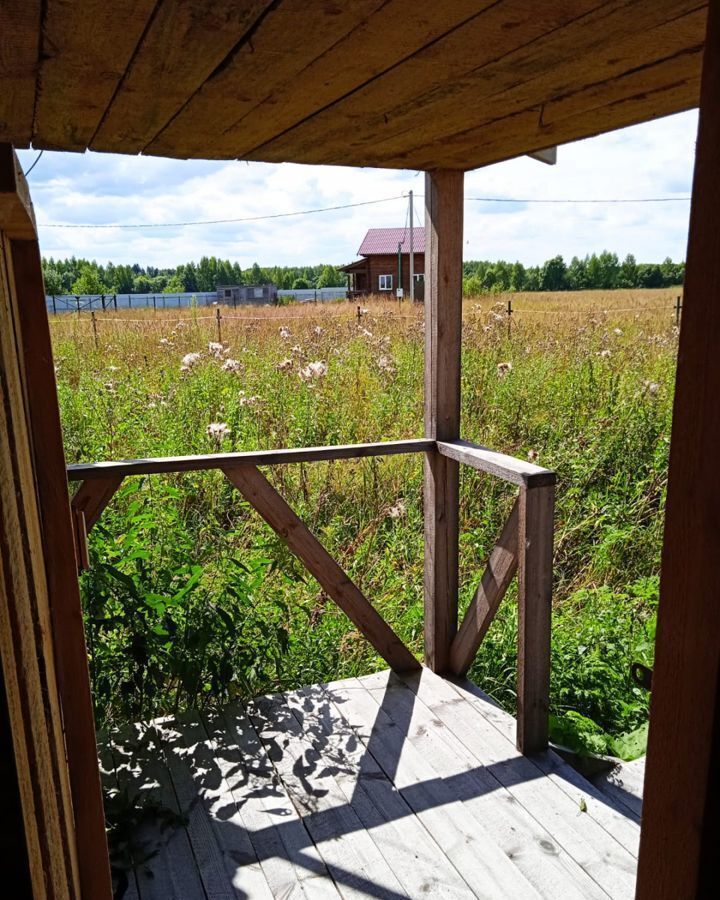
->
72, 264, 109, 295
540, 255, 567, 291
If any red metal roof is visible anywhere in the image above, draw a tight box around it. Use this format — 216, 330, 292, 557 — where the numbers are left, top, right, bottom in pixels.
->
358, 227, 425, 256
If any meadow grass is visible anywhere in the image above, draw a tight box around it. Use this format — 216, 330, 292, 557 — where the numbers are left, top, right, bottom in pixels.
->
52, 288, 679, 758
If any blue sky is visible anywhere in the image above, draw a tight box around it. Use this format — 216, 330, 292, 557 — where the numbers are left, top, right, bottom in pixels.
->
16, 109, 698, 269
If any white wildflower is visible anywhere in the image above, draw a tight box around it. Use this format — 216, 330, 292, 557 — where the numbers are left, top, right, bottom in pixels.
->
276, 358, 293, 372
107, 365, 119, 372
238, 392, 261, 408
291, 345, 304, 355
598, 349, 612, 358
360, 307, 369, 315
208, 341, 225, 358
643, 380, 660, 396
377, 354, 395, 374
313, 325, 324, 336
181, 351, 201, 369
206, 422, 231, 442
159, 337, 172, 346
221, 358, 242, 372
387, 499, 407, 519
614, 327, 623, 336
361, 328, 373, 338
279, 326, 291, 339
497, 361, 513, 377
299, 360, 327, 381
527, 449, 539, 463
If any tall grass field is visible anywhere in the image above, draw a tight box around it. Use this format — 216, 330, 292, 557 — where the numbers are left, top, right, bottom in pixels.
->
52, 288, 679, 760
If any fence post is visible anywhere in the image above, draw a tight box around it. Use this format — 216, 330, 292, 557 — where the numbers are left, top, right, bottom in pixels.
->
356, 304, 361, 325
507, 298, 513, 339
128, 294, 132, 309
113, 294, 117, 310
216, 307, 223, 344
76, 295, 80, 316
52, 294, 57, 314
675, 295, 682, 326
91, 311, 99, 350
153, 294, 157, 312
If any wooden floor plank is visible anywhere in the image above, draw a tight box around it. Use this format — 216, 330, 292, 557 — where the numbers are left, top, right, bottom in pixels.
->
248, 692, 410, 900
402, 671, 638, 899
323, 678, 542, 899
591, 759, 645, 820
355, 671, 610, 900
448, 677, 642, 851
111, 723, 207, 900
157, 713, 275, 899
287, 685, 477, 899
103, 670, 640, 899
211, 703, 342, 900
98, 738, 141, 900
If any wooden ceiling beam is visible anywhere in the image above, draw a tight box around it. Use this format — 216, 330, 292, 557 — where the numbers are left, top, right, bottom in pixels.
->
31, 0, 157, 152
91, 0, 274, 155
247, 0, 703, 169
0, 0, 41, 147
143, 0, 386, 159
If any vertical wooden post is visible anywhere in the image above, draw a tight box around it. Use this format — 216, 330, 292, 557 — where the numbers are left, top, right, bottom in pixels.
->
424, 169, 464, 673
516, 483, 554, 753
637, 4, 720, 897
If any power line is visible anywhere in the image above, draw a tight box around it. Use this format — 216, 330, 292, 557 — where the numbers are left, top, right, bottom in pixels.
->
467, 195, 690, 204
23, 150, 44, 177
38, 194, 405, 229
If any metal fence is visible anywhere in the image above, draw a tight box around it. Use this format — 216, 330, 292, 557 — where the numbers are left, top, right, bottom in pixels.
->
46, 287, 349, 313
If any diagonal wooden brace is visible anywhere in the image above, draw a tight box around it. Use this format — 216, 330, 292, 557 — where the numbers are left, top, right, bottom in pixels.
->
225, 464, 420, 673
449, 498, 519, 676
71, 476, 123, 532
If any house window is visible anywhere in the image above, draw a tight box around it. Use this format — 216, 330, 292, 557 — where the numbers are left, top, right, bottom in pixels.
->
378, 274, 393, 291
224, 289, 231, 297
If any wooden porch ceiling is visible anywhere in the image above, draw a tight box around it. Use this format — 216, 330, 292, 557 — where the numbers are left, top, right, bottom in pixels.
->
1, 1, 707, 170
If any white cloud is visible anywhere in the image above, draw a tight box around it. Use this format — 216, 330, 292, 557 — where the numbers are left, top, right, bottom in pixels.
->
17, 109, 697, 268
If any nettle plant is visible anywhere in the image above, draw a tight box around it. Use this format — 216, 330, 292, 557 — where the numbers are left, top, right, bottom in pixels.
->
81, 478, 290, 725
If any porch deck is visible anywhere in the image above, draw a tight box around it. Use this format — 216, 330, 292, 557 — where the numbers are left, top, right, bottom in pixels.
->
102, 669, 640, 900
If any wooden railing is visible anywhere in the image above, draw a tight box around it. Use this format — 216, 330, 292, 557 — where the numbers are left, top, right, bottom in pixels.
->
67, 437, 554, 752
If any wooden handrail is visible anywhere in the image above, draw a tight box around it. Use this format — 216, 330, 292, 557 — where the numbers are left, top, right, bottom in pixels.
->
436, 439, 555, 487
67, 438, 433, 480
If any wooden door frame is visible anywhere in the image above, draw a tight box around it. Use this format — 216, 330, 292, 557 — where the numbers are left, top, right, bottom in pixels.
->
0, 145, 112, 899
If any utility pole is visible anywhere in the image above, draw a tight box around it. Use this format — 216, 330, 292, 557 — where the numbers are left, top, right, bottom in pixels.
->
409, 190, 415, 302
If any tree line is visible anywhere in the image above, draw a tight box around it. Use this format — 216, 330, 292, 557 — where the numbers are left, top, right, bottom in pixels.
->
41, 256, 347, 295
41, 250, 685, 297
463, 252, 684, 294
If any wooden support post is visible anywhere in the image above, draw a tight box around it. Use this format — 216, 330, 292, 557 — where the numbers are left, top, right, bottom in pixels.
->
637, 4, 720, 896
516, 483, 553, 753
225, 465, 420, 673
424, 169, 464, 672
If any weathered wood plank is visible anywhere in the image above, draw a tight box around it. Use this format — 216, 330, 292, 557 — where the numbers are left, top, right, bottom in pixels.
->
516, 484, 554, 754
0, 144, 36, 239
71, 476, 124, 530
225, 465, 419, 673
287, 684, 476, 899
32, 0, 156, 151
0, 1, 40, 146
637, 2, 720, 895
111, 723, 207, 900
146, 1, 385, 158
12, 232, 113, 899
592, 758, 645, 820
92, 1, 273, 154
424, 169, 463, 673
325, 675, 545, 899
155, 715, 272, 900
248, 691, 408, 899
362, 670, 614, 900
67, 439, 432, 481
402, 670, 638, 899
210, 703, 341, 899
249, 0, 702, 167
213, 1, 488, 158
0, 228, 78, 896
450, 676, 642, 854
437, 440, 556, 488
449, 499, 519, 676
